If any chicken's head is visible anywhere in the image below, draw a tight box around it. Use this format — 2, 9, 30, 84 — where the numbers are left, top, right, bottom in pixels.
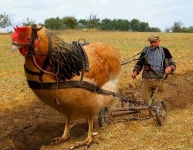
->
11, 26, 33, 56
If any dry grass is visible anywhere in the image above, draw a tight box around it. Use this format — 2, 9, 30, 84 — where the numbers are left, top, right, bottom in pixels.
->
1, 30, 193, 150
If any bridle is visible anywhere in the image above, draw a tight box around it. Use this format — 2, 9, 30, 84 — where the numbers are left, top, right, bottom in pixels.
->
12, 24, 43, 55
12, 24, 56, 82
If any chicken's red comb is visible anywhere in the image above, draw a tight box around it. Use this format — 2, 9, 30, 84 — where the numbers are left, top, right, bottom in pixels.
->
13, 26, 29, 33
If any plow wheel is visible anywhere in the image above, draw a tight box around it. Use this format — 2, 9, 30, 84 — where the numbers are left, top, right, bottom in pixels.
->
98, 107, 108, 127
156, 100, 167, 126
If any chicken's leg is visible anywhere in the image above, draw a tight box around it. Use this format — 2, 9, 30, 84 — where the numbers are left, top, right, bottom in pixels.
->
51, 117, 71, 144
71, 115, 98, 149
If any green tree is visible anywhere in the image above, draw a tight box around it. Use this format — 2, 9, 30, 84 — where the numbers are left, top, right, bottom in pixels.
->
188, 26, 193, 33
100, 18, 114, 30
0, 12, 12, 28
149, 27, 161, 32
172, 21, 183, 32
87, 14, 100, 29
78, 19, 88, 28
181, 26, 193, 33
140, 22, 150, 32
62, 17, 77, 29
113, 19, 130, 31
130, 19, 140, 31
44, 17, 62, 29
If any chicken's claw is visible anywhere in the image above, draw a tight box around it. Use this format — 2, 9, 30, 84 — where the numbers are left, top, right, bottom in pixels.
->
70, 137, 98, 149
50, 135, 70, 144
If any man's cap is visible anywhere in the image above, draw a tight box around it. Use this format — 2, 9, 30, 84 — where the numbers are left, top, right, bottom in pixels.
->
148, 34, 160, 42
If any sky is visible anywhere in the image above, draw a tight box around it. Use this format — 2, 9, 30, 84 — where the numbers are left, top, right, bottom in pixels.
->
1, 0, 193, 31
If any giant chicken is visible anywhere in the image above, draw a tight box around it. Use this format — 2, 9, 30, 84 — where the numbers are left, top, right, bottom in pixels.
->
11, 24, 121, 149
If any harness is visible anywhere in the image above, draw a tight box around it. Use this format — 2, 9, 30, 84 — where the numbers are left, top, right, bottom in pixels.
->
20, 25, 127, 103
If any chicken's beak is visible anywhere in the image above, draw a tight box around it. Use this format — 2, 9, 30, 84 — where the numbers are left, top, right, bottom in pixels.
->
11, 45, 18, 51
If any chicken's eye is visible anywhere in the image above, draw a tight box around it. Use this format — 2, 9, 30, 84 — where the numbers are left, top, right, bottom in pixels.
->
26, 37, 31, 41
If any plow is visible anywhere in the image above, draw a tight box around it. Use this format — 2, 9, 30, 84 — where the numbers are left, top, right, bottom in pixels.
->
98, 92, 167, 127
98, 73, 168, 127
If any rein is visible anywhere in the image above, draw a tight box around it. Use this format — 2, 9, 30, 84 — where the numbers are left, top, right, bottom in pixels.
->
121, 49, 148, 65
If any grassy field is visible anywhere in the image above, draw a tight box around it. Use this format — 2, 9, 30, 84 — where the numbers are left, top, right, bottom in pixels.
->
0, 30, 193, 149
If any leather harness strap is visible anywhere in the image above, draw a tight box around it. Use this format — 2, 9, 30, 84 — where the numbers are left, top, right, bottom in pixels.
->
27, 80, 128, 101
39, 32, 53, 79
24, 64, 40, 75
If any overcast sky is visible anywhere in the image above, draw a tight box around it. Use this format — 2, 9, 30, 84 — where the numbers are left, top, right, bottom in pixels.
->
1, 0, 193, 31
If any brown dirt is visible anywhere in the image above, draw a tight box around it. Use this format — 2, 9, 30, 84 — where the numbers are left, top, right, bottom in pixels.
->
0, 72, 193, 150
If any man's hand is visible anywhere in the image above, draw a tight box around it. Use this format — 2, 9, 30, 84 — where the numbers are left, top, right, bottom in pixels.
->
165, 66, 173, 74
131, 71, 138, 79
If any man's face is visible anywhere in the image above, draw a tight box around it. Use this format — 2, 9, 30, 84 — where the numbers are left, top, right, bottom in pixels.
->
150, 40, 160, 48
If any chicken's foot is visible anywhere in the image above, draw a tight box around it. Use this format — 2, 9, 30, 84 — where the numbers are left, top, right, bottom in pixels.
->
51, 118, 72, 144
70, 136, 98, 149
50, 135, 70, 144
71, 115, 98, 149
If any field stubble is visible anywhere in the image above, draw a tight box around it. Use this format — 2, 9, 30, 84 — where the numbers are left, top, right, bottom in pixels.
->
0, 31, 193, 150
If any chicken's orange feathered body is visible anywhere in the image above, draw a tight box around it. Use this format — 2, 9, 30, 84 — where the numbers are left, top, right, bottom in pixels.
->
11, 25, 121, 148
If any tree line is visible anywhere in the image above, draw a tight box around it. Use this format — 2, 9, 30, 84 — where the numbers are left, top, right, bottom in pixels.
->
1, 12, 193, 33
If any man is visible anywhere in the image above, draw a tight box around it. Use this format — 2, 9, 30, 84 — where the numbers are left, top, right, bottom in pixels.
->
131, 34, 176, 106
